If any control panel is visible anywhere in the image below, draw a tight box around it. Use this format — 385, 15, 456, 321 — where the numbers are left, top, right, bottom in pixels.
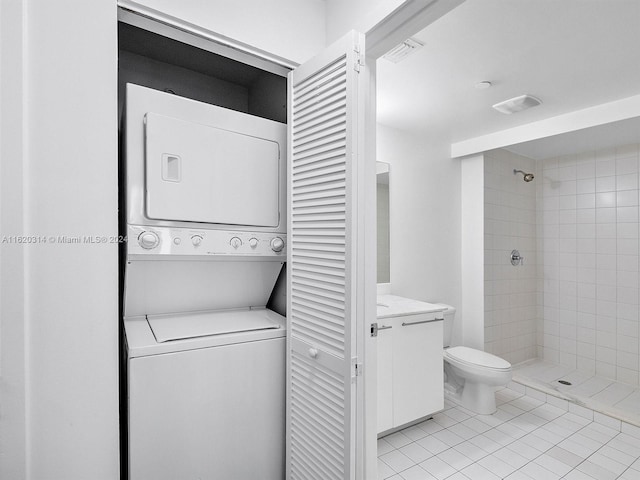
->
128, 225, 286, 257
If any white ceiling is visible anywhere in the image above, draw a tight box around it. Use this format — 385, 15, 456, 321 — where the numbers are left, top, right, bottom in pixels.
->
376, 0, 640, 155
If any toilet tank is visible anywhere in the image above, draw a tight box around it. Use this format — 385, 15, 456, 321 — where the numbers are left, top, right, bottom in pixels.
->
431, 303, 456, 348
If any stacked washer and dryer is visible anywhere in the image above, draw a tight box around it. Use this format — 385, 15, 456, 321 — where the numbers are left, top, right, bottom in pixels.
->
122, 84, 287, 479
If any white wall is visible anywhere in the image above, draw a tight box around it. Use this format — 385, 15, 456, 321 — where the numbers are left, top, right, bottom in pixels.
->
132, 0, 327, 64
325, 0, 405, 44
1, 0, 120, 478
377, 124, 461, 319
1, 1, 28, 478
27, 0, 120, 477
461, 154, 484, 349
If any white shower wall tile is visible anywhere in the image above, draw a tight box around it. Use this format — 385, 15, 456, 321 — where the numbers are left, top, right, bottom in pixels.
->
484, 150, 539, 364
539, 143, 640, 386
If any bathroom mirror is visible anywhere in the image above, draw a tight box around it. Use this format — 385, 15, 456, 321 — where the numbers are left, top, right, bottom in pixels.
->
377, 162, 390, 283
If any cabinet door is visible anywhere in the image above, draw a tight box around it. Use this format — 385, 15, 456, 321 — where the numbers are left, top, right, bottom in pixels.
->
392, 315, 443, 427
376, 324, 393, 433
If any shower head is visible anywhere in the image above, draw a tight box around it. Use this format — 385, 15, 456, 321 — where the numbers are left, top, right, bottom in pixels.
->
513, 169, 534, 182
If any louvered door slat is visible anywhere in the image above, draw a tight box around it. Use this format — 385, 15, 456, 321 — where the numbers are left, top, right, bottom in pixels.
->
294, 118, 347, 145
294, 109, 347, 138
294, 63, 346, 102
293, 212, 346, 221
293, 105, 347, 131
293, 157, 346, 177
294, 58, 347, 97
288, 30, 365, 480
293, 197, 346, 210
294, 135, 347, 158
294, 167, 346, 184
292, 275, 346, 292
295, 248, 344, 258
290, 314, 344, 340
291, 302, 345, 327
291, 282, 345, 302
294, 81, 347, 117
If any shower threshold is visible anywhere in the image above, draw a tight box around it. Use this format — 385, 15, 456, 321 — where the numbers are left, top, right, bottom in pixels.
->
512, 359, 640, 428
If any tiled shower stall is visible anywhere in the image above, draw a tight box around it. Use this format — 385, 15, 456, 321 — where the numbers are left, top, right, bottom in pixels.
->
483, 143, 640, 419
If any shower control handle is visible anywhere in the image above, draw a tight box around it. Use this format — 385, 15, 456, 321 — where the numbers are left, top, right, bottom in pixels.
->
511, 250, 524, 266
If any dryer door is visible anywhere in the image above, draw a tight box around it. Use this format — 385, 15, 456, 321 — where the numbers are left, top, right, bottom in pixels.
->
145, 112, 280, 227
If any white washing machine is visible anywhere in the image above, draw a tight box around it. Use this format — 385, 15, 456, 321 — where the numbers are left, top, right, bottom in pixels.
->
122, 84, 287, 479
124, 306, 286, 479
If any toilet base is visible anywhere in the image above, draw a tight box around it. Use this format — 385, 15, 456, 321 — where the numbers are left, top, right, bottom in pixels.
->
444, 380, 497, 415
460, 380, 497, 415
444, 362, 503, 415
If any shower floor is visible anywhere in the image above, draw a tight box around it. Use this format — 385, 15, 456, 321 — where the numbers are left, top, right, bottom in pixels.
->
513, 359, 640, 427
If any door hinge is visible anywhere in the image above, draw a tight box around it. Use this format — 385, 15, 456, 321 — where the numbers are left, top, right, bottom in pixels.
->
351, 357, 362, 381
354, 46, 364, 73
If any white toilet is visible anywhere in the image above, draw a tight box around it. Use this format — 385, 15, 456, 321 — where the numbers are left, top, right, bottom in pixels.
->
436, 304, 512, 415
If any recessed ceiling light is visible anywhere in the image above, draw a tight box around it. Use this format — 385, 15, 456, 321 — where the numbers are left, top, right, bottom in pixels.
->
475, 81, 492, 90
492, 94, 542, 114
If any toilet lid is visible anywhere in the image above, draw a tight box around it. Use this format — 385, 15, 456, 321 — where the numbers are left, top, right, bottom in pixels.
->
445, 346, 511, 370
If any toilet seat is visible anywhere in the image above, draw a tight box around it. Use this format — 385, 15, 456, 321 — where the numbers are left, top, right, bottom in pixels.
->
445, 346, 511, 371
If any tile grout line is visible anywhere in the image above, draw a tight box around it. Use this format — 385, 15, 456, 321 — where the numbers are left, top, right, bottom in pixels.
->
379, 388, 640, 480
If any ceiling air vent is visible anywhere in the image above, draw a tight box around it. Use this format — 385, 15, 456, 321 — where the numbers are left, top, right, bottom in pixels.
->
383, 38, 424, 63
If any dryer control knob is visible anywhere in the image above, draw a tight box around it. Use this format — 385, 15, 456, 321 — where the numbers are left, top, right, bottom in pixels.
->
138, 231, 159, 250
249, 238, 259, 248
230, 237, 242, 249
270, 237, 284, 252
191, 235, 203, 247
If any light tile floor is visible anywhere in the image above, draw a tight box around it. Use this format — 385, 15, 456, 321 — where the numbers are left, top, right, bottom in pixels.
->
378, 387, 640, 480
513, 360, 640, 426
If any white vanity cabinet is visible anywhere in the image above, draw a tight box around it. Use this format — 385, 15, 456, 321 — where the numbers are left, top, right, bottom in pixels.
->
377, 295, 445, 434
376, 320, 394, 433
392, 312, 444, 427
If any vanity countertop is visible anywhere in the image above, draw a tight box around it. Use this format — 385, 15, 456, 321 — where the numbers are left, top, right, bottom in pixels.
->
376, 294, 445, 319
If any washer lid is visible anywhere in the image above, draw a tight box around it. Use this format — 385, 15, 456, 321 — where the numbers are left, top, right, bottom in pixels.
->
445, 346, 511, 370
147, 309, 281, 343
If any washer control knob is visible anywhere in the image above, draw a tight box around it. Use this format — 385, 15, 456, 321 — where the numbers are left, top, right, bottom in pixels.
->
138, 231, 159, 250
191, 235, 203, 247
270, 237, 285, 252
230, 237, 242, 249
249, 238, 259, 248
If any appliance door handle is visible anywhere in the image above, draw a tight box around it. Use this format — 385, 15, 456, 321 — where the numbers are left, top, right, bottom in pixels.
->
402, 318, 444, 327
378, 325, 392, 331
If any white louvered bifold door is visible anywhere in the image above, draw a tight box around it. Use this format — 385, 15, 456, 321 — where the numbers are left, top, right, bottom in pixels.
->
287, 31, 366, 480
